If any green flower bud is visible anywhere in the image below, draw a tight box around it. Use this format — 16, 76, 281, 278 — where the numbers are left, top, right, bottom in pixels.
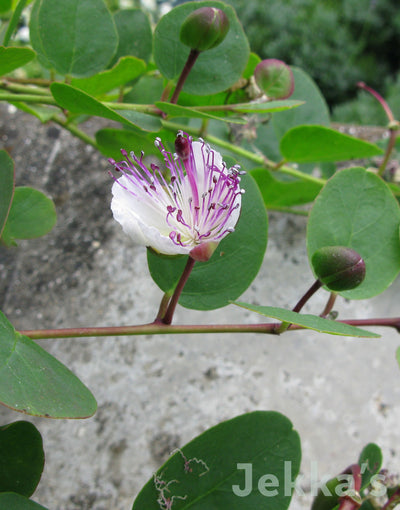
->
254, 59, 294, 99
179, 7, 229, 52
312, 246, 366, 291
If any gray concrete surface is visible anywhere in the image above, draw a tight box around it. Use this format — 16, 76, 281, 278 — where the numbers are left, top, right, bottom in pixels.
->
1, 104, 399, 510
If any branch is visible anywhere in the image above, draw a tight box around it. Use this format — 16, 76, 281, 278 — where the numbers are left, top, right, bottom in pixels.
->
18, 316, 400, 340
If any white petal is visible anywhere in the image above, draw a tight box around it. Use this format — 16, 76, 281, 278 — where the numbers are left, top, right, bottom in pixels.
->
111, 178, 190, 255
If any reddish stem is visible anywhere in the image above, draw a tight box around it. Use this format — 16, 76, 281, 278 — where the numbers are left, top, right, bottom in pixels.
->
357, 82, 394, 122
170, 49, 200, 104
18, 316, 400, 341
293, 279, 322, 313
320, 292, 337, 318
161, 256, 196, 325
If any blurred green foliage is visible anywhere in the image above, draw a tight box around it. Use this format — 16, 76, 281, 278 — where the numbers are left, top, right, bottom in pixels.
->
220, 0, 400, 110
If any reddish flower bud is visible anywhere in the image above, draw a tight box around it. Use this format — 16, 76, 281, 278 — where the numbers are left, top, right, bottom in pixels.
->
254, 59, 294, 100
312, 246, 366, 291
175, 132, 190, 161
179, 7, 229, 52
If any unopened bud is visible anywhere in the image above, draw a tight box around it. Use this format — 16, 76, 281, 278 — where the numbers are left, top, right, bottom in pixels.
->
175, 133, 190, 160
312, 246, 366, 291
254, 59, 294, 100
179, 7, 229, 52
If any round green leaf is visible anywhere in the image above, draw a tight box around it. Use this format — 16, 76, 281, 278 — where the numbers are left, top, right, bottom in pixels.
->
307, 167, 400, 299
154, 1, 249, 95
0, 421, 44, 497
0, 311, 97, 418
30, 0, 118, 77
0, 493, 48, 509
0, 150, 14, 239
111, 9, 152, 65
1, 187, 56, 246
280, 125, 383, 163
147, 172, 268, 310
133, 411, 301, 510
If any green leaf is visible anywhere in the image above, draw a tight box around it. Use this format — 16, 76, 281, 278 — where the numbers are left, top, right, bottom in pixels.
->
96, 127, 177, 161
96, 128, 155, 160
154, 1, 249, 95
133, 411, 301, 510
51, 83, 161, 132
0, 493, 48, 509
307, 167, 400, 299
0, 0, 12, 13
0, 46, 35, 76
111, 9, 152, 65
280, 125, 383, 163
147, 172, 268, 310
229, 99, 303, 114
251, 168, 322, 208
396, 346, 400, 370
10, 103, 56, 124
0, 421, 44, 497
2, 0, 28, 46
245, 67, 330, 167
0, 311, 97, 418
28, 0, 51, 70
233, 303, 380, 338
155, 101, 246, 124
242, 52, 261, 79
272, 67, 330, 139
124, 74, 165, 105
358, 443, 382, 490
1, 187, 56, 246
71, 56, 146, 97
0, 150, 14, 239
29, 0, 118, 77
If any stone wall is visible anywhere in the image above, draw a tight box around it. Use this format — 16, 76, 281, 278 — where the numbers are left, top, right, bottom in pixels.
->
1, 104, 399, 510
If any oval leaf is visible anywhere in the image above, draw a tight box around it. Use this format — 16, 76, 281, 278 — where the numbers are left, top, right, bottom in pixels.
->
307, 167, 400, 299
154, 1, 249, 95
1, 187, 56, 246
0, 46, 35, 76
251, 168, 322, 208
0, 150, 15, 238
51, 83, 161, 132
233, 303, 379, 338
272, 67, 330, 139
31, 0, 118, 77
111, 9, 152, 65
358, 443, 383, 490
71, 56, 146, 97
0, 311, 97, 418
0, 421, 44, 497
147, 172, 268, 310
280, 125, 383, 163
133, 411, 301, 510
0, 493, 48, 509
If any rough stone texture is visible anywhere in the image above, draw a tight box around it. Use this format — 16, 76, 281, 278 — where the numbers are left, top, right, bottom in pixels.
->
1, 104, 399, 510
